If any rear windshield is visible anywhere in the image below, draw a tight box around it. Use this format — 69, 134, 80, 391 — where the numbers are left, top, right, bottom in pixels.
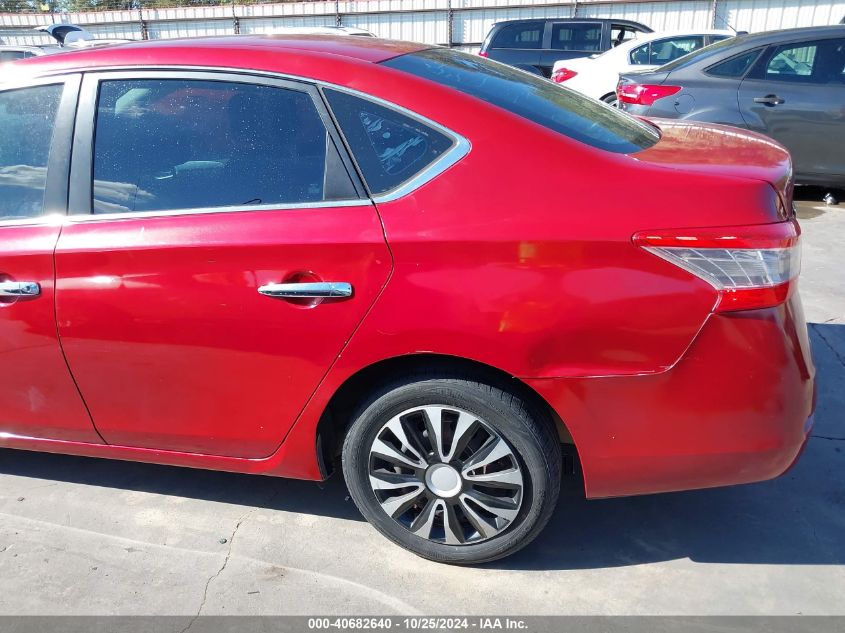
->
382, 48, 659, 154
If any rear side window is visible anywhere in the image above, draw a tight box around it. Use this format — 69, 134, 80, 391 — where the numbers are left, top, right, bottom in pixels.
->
93, 78, 355, 214
491, 22, 543, 50
383, 48, 659, 154
0, 84, 63, 220
324, 89, 454, 195
550, 22, 602, 52
706, 48, 763, 78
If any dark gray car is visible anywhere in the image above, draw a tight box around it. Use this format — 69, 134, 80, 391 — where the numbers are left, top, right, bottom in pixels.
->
480, 18, 652, 77
618, 25, 845, 187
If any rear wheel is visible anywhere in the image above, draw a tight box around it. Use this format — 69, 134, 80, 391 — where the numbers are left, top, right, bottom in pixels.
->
601, 92, 619, 108
342, 375, 561, 564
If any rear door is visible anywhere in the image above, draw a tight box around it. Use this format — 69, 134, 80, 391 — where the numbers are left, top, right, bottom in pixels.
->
56, 71, 391, 458
738, 37, 845, 183
0, 75, 101, 443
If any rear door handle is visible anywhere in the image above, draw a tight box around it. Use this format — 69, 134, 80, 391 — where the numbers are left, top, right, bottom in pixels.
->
0, 281, 41, 298
753, 95, 785, 106
258, 281, 353, 299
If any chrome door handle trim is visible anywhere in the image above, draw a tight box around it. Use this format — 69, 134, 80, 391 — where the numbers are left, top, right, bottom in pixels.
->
753, 95, 784, 106
0, 281, 41, 297
258, 281, 353, 299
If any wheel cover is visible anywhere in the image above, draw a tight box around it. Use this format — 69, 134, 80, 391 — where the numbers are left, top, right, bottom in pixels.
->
367, 405, 524, 545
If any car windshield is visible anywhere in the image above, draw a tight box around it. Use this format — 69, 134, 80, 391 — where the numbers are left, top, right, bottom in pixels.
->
382, 48, 659, 154
656, 34, 743, 71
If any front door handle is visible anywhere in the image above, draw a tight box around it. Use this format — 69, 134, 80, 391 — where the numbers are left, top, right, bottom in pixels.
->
0, 281, 41, 298
753, 94, 785, 106
258, 281, 353, 299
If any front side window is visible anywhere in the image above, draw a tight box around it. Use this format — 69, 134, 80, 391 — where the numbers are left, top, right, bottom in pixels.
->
652, 36, 705, 64
324, 89, 454, 195
382, 48, 659, 154
0, 83, 63, 220
93, 78, 353, 214
491, 22, 543, 50
551, 22, 602, 51
766, 43, 818, 80
760, 39, 845, 83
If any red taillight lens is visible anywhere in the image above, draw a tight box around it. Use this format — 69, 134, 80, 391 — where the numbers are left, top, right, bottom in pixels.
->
551, 68, 578, 83
634, 221, 801, 313
617, 83, 682, 106
479, 51, 489, 58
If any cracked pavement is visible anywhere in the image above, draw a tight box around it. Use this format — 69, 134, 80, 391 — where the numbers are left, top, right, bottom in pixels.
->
0, 193, 843, 616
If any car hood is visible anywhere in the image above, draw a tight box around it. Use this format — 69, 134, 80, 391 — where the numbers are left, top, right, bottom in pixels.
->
632, 118, 794, 208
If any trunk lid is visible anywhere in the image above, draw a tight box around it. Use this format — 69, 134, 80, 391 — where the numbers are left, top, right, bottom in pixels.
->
632, 117, 794, 215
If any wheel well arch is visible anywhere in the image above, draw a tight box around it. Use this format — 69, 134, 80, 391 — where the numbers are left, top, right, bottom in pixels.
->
315, 353, 574, 477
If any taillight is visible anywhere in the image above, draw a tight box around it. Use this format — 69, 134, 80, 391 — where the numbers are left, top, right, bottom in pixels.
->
479, 51, 489, 58
551, 68, 577, 83
633, 221, 801, 313
617, 83, 681, 106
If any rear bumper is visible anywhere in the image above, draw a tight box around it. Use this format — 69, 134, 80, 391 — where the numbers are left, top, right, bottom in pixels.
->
528, 295, 816, 499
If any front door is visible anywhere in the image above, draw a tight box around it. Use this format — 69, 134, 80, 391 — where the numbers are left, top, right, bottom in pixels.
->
739, 37, 845, 183
55, 72, 391, 458
0, 76, 100, 443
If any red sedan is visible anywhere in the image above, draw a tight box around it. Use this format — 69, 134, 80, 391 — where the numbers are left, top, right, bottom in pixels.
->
0, 36, 814, 564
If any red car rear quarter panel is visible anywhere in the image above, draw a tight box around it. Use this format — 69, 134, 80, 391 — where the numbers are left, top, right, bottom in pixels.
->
529, 295, 815, 498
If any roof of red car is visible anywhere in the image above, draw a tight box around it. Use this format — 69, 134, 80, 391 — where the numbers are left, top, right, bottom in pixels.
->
15, 35, 429, 73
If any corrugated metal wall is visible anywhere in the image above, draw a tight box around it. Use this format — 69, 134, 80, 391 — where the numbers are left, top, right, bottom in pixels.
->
2, 0, 844, 48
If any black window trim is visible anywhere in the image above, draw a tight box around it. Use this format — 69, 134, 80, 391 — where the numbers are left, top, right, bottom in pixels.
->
0, 73, 81, 227
318, 84, 469, 204
68, 69, 370, 221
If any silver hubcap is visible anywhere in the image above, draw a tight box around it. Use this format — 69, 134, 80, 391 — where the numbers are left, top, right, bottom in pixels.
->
368, 405, 524, 545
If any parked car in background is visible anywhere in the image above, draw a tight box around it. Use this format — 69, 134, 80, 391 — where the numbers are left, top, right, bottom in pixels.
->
551, 29, 734, 105
2, 36, 814, 565
480, 18, 652, 77
269, 26, 375, 37
618, 25, 845, 187
0, 45, 61, 63
1, 24, 128, 69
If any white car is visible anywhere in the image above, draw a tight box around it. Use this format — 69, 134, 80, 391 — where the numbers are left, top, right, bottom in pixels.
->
550, 29, 735, 105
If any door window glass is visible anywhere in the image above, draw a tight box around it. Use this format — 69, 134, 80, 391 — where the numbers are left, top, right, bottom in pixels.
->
550, 22, 602, 51
491, 22, 543, 50
0, 83, 63, 220
93, 79, 354, 214
652, 36, 705, 64
324, 89, 454, 196
611, 25, 639, 47
764, 39, 845, 83
766, 43, 818, 80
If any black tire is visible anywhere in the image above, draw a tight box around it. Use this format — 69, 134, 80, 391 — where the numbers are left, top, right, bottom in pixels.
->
601, 93, 619, 108
342, 373, 562, 565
